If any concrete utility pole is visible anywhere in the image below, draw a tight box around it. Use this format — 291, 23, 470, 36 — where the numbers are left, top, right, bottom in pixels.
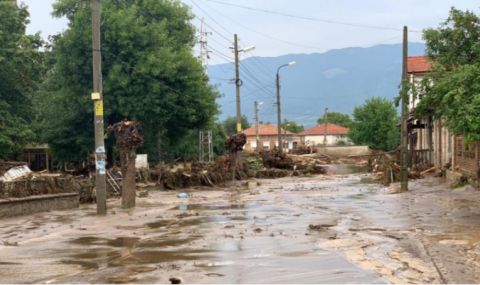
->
276, 71, 282, 153
323, 107, 328, 146
276, 61, 296, 153
400, 26, 409, 192
234, 34, 242, 133
91, 0, 107, 214
254, 101, 260, 151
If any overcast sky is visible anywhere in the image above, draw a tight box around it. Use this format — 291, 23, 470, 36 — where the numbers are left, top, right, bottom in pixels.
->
20, 0, 479, 62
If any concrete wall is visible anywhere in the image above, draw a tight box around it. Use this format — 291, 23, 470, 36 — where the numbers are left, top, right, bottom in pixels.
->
317, 145, 371, 157
0, 193, 79, 219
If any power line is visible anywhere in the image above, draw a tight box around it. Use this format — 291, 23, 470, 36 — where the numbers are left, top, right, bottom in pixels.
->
240, 62, 273, 92
190, 13, 231, 43
190, 0, 233, 38
200, 0, 329, 52
204, 0, 422, 33
209, 45, 233, 61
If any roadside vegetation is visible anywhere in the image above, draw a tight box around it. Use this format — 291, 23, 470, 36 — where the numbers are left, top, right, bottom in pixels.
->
416, 8, 480, 143
349, 97, 400, 151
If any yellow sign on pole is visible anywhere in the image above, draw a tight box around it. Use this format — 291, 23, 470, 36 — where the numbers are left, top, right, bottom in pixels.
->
94, 100, 104, 116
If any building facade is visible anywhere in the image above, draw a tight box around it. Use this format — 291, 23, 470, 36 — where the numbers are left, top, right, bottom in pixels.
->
241, 124, 301, 152
407, 56, 460, 172
299, 123, 351, 146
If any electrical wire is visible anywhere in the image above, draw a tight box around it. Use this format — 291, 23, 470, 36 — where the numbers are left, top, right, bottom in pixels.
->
204, 0, 422, 33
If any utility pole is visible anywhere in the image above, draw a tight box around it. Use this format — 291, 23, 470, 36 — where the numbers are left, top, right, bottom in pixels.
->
323, 107, 328, 146
254, 101, 260, 151
275, 61, 296, 153
400, 26, 409, 192
199, 18, 211, 72
91, 0, 107, 215
276, 71, 283, 153
233, 34, 242, 133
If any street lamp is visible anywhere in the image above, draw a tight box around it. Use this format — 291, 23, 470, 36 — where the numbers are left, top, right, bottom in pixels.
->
276, 61, 296, 153
240, 46, 256, 53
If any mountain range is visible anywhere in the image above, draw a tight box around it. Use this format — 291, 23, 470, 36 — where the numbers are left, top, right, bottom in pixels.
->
207, 42, 426, 128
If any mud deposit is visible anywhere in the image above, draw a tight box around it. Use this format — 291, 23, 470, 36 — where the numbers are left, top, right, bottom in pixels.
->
1, 166, 480, 283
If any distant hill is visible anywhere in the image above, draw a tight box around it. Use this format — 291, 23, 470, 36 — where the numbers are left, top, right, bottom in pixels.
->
208, 43, 426, 128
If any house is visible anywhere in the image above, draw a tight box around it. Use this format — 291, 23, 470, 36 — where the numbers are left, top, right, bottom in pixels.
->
407, 56, 475, 177
299, 123, 351, 146
241, 123, 301, 152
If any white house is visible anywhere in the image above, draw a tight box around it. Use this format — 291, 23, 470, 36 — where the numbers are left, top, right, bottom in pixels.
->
299, 123, 350, 146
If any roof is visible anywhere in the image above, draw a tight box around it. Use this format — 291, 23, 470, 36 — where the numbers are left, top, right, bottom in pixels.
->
242, 124, 294, 136
407, 56, 432, 74
299, 123, 349, 136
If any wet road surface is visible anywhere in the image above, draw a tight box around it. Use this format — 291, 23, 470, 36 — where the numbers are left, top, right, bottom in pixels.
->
1, 165, 480, 283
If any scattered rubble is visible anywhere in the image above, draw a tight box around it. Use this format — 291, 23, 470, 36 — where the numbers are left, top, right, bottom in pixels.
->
368, 151, 437, 185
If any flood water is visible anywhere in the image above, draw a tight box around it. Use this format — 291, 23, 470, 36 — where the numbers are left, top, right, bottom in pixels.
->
1, 165, 480, 283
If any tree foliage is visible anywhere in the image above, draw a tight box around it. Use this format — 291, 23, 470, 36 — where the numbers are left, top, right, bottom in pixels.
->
281, 119, 304, 133
349, 97, 399, 151
222, 116, 250, 136
317, 111, 352, 128
37, 0, 219, 163
416, 8, 480, 141
0, 1, 44, 159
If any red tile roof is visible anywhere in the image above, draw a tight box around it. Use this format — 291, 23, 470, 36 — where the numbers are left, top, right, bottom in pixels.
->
242, 124, 294, 136
299, 123, 349, 136
407, 56, 432, 74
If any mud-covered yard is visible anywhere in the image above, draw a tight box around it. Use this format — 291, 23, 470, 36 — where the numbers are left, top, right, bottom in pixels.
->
1, 165, 479, 283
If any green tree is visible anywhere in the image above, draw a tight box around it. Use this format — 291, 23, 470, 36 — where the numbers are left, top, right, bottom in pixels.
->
416, 8, 480, 142
349, 97, 399, 151
0, 1, 44, 159
222, 116, 250, 136
317, 112, 352, 128
37, 0, 219, 163
281, 119, 304, 133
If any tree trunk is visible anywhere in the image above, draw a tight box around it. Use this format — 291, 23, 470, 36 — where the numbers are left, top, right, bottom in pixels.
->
121, 150, 136, 208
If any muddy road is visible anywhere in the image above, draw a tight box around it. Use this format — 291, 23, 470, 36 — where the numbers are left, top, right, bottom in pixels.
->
1, 165, 480, 283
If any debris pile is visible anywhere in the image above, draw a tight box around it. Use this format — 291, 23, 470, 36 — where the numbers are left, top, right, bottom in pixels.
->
289, 155, 326, 175
260, 151, 327, 175
289, 145, 317, 155
150, 154, 252, 190
0, 173, 77, 199
261, 150, 294, 169
368, 151, 435, 185
225, 133, 247, 153
108, 120, 144, 150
